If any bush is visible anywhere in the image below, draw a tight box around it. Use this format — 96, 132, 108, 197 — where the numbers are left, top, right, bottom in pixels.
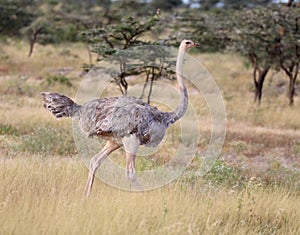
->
47, 75, 72, 87
0, 124, 20, 136
19, 126, 76, 156
203, 160, 245, 187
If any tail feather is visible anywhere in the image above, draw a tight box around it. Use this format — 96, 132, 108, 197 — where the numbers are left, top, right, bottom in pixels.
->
41, 92, 80, 118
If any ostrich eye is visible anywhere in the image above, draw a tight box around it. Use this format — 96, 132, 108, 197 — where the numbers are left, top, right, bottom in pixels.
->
185, 41, 191, 45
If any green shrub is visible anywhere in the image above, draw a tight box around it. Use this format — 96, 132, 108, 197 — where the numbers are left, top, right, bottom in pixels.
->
47, 75, 72, 87
19, 126, 76, 156
230, 140, 248, 154
203, 160, 245, 187
294, 142, 300, 155
0, 124, 20, 136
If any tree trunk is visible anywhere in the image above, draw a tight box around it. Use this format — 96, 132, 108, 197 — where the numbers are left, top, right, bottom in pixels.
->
147, 67, 155, 104
288, 77, 296, 106
28, 27, 42, 58
254, 85, 262, 104
28, 39, 35, 58
287, 0, 294, 7
140, 69, 150, 100
86, 42, 92, 64
119, 62, 128, 95
281, 63, 298, 106
253, 66, 270, 105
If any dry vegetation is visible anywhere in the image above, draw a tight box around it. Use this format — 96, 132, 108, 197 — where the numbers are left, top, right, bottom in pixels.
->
1, 158, 299, 235
0, 40, 299, 234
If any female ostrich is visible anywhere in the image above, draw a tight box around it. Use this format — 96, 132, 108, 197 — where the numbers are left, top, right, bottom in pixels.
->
41, 39, 198, 196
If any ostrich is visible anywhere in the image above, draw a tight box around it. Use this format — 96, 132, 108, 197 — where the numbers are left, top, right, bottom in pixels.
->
41, 39, 199, 196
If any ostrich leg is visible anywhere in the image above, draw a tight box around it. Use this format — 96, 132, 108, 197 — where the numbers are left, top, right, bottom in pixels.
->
126, 152, 137, 181
122, 135, 142, 190
125, 152, 143, 190
85, 141, 120, 197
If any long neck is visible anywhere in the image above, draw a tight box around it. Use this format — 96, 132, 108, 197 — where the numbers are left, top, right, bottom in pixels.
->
167, 49, 188, 126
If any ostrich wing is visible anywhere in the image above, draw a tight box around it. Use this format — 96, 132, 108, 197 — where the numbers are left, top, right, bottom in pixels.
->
78, 96, 167, 145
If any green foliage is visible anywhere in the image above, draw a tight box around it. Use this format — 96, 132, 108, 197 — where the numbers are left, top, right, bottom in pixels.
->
22, 14, 75, 46
152, 0, 182, 10
81, 14, 160, 56
168, 10, 228, 52
230, 140, 248, 154
46, 75, 72, 87
198, 0, 220, 10
181, 158, 300, 192
217, 6, 300, 105
270, 7, 300, 105
225, 6, 300, 73
0, 124, 20, 136
82, 63, 94, 72
80, 13, 174, 97
52, 24, 79, 43
276, 10, 300, 69
203, 160, 245, 187
180, 159, 246, 190
225, 7, 278, 67
0, 0, 34, 36
294, 142, 300, 155
196, 0, 273, 10
19, 126, 76, 156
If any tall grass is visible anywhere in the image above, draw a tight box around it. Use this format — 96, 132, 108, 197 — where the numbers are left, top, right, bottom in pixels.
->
0, 158, 299, 235
1, 40, 87, 76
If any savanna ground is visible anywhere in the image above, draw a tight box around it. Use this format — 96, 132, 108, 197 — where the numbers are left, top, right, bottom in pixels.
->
0, 40, 299, 234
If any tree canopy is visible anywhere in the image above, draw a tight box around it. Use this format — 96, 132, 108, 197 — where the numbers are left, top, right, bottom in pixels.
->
0, 0, 299, 105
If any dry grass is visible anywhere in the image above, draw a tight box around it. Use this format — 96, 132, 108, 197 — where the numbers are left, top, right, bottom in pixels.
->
197, 53, 300, 129
0, 157, 299, 235
0, 40, 300, 234
1, 40, 87, 76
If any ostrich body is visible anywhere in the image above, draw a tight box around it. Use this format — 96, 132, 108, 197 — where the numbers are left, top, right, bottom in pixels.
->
41, 39, 198, 196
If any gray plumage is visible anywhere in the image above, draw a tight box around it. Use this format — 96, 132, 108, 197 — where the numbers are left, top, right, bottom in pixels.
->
41, 92, 80, 118
41, 93, 172, 147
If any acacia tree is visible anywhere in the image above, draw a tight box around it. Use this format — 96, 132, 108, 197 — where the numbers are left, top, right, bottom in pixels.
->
165, 5, 299, 105
80, 12, 175, 101
22, 16, 54, 57
273, 6, 300, 105
22, 12, 75, 58
135, 46, 176, 103
224, 8, 282, 104
224, 6, 300, 105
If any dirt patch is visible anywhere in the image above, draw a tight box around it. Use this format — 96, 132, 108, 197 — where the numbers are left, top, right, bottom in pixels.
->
222, 122, 300, 172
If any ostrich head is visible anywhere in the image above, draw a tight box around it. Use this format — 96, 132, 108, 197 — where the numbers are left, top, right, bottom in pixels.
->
179, 39, 199, 53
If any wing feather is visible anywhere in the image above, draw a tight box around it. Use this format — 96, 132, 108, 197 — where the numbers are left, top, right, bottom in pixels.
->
78, 96, 166, 145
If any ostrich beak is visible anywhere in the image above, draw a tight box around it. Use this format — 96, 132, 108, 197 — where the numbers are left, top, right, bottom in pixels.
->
193, 43, 200, 47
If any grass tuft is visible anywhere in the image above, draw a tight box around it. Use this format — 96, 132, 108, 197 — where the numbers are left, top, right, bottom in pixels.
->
46, 74, 73, 87
0, 124, 20, 136
19, 126, 76, 156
